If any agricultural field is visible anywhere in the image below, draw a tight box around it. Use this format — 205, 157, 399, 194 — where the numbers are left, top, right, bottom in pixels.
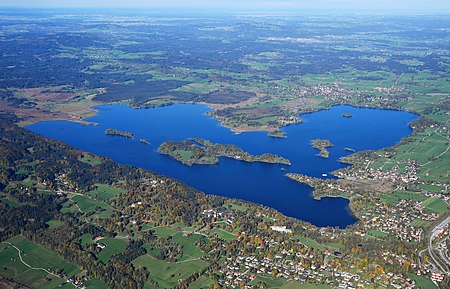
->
78, 155, 103, 166
152, 226, 178, 238
187, 275, 214, 289
96, 238, 128, 263
280, 282, 333, 289
380, 190, 428, 205
294, 236, 326, 252
0, 11, 449, 289
407, 273, 439, 289
224, 203, 248, 212
422, 197, 449, 214
70, 195, 115, 219
371, 127, 450, 184
82, 278, 106, 289
86, 183, 124, 199
249, 275, 287, 287
133, 254, 208, 288
212, 229, 236, 242
170, 233, 206, 260
0, 235, 79, 289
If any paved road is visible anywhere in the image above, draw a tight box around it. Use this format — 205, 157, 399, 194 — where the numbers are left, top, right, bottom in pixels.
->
428, 215, 450, 275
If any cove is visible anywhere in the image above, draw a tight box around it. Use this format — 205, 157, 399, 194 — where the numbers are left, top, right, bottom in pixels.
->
27, 104, 418, 228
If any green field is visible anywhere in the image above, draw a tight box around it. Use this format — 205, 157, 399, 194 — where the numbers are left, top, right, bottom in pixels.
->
224, 203, 248, 212
83, 278, 106, 289
78, 233, 93, 246
407, 273, 439, 289
294, 236, 326, 251
60, 200, 79, 214
96, 238, 128, 263
152, 226, 178, 238
71, 195, 114, 218
326, 242, 344, 250
0, 235, 79, 289
422, 197, 449, 214
249, 275, 287, 287
86, 183, 124, 199
213, 229, 236, 242
374, 128, 450, 183
171, 233, 206, 259
1, 235, 79, 276
2, 268, 74, 289
133, 254, 208, 288
280, 282, 333, 289
45, 220, 64, 229
410, 219, 433, 228
188, 275, 214, 289
140, 222, 155, 231
172, 149, 194, 162
78, 155, 102, 166
418, 183, 446, 193
380, 191, 428, 204
171, 222, 196, 233
367, 229, 389, 238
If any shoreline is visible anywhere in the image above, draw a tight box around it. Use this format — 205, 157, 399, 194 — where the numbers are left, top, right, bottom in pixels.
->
20, 100, 420, 230
18, 99, 420, 136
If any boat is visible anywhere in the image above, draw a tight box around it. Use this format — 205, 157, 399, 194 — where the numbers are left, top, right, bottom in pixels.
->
322, 173, 328, 177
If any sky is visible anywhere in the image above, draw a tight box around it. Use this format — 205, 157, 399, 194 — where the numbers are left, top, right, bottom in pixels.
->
1, 0, 449, 13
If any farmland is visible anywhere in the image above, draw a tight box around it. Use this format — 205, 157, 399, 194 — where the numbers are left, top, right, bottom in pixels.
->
96, 238, 128, 263
0, 235, 79, 289
0, 11, 449, 289
132, 254, 208, 288
86, 184, 124, 200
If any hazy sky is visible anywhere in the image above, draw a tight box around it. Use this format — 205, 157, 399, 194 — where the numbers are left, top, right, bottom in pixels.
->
1, 0, 450, 13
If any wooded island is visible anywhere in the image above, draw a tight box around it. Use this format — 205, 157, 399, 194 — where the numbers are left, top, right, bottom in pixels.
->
159, 138, 291, 166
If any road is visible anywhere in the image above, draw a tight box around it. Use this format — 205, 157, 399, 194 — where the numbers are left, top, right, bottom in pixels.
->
1, 241, 80, 288
427, 215, 450, 275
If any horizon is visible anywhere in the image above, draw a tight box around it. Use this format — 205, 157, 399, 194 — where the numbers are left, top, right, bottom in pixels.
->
1, 0, 450, 14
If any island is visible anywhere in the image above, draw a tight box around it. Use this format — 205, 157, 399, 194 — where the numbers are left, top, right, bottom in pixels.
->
342, 113, 352, 118
140, 138, 150, 144
268, 130, 287, 138
105, 128, 134, 138
1, 13, 449, 289
159, 140, 219, 166
159, 138, 291, 166
311, 139, 333, 158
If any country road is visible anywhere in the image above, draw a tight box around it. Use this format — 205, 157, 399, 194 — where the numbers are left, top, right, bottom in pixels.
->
1, 241, 80, 288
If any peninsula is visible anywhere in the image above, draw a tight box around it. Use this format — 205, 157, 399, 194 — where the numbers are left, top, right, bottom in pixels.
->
105, 128, 134, 138
311, 139, 334, 158
159, 138, 291, 166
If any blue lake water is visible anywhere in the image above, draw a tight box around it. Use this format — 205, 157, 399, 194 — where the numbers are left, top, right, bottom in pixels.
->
27, 104, 418, 228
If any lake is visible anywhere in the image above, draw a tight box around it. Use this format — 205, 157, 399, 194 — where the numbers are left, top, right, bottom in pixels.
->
27, 104, 418, 228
